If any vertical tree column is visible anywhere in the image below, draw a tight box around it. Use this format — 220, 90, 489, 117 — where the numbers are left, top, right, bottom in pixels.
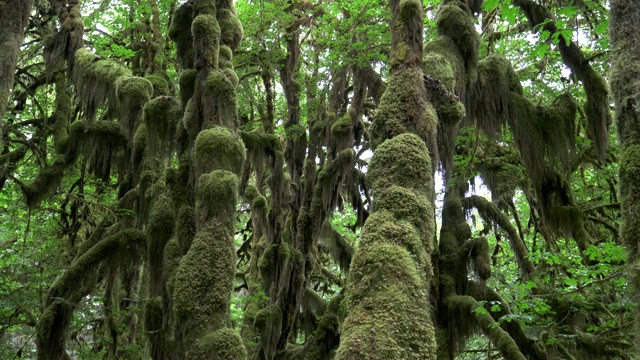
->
171, 0, 247, 358
335, 0, 437, 358
611, 0, 640, 341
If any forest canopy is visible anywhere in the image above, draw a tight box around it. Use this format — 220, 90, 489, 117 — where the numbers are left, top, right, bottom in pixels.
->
0, 0, 638, 359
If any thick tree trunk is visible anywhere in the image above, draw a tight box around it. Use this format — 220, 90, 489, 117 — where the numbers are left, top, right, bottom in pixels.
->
610, 0, 640, 342
0, 0, 32, 121
335, 0, 438, 358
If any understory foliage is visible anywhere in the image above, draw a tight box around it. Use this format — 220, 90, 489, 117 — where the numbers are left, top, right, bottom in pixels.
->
0, 0, 637, 359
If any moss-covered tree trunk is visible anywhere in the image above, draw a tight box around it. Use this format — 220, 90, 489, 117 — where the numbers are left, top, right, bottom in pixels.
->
0, 0, 32, 121
334, 0, 437, 358
610, 0, 640, 341
168, 0, 247, 358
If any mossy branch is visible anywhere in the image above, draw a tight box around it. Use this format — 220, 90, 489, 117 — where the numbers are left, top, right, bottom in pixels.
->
463, 195, 535, 278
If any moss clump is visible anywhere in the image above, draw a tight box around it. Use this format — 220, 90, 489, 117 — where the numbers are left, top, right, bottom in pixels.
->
219, 45, 233, 69
435, 2, 479, 77
22, 155, 68, 208
173, 223, 236, 342
370, 68, 436, 150
179, 69, 197, 107
195, 126, 246, 177
144, 296, 163, 334
175, 205, 196, 254
374, 187, 434, 249
217, 9, 243, 50
204, 69, 238, 129
423, 36, 464, 93
331, 112, 352, 138
195, 170, 238, 227
145, 74, 171, 97
335, 242, 435, 360
144, 96, 182, 159
368, 133, 431, 193
471, 55, 523, 138
192, 14, 221, 69
169, 1, 195, 69
115, 76, 153, 137
245, 184, 267, 209
73, 49, 132, 120
189, 328, 247, 359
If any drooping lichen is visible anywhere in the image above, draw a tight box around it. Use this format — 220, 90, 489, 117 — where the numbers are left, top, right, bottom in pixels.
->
143, 95, 182, 159
169, 1, 195, 69
72, 49, 132, 120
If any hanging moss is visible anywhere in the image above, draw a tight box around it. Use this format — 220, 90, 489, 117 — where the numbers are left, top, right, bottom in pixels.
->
51, 72, 72, 153
459, 237, 491, 280
321, 220, 354, 272
471, 55, 523, 138
435, 2, 479, 77
143, 95, 182, 159
192, 14, 221, 69
132, 123, 147, 175
179, 69, 197, 107
22, 155, 67, 208
194, 126, 246, 177
175, 205, 196, 254
69, 120, 128, 180
145, 74, 171, 97
423, 36, 464, 93
195, 170, 238, 228
115, 76, 153, 138
73, 49, 132, 120
144, 296, 163, 337
147, 193, 175, 294
189, 328, 247, 359
217, 9, 243, 50
169, 1, 195, 69
331, 109, 353, 142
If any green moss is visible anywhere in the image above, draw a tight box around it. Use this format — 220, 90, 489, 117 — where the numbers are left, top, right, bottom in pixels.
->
175, 205, 196, 254
370, 68, 436, 149
73, 49, 132, 120
194, 126, 246, 177
435, 2, 479, 76
144, 296, 163, 334
217, 9, 243, 50
189, 328, 247, 359
205, 71, 236, 105
162, 238, 182, 294
368, 133, 431, 193
424, 35, 465, 93
145, 74, 171, 97
335, 242, 436, 360
115, 76, 153, 137
179, 69, 197, 106
331, 111, 352, 138
195, 170, 238, 227
192, 14, 221, 69
374, 187, 434, 249
245, 184, 267, 209
219, 45, 233, 69
223, 68, 239, 88
173, 222, 236, 342
169, 2, 195, 69
22, 155, 68, 208
143, 96, 182, 159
